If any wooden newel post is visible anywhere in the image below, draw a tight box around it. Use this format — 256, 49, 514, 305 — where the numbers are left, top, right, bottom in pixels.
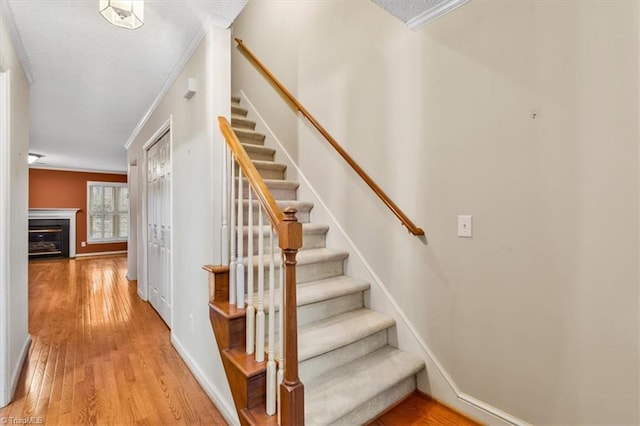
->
278, 207, 304, 425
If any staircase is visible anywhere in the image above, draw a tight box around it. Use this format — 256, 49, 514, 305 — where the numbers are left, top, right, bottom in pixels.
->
207, 96, 425, 425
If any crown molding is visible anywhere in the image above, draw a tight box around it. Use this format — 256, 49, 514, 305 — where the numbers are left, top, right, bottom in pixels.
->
29, 165, 127, 175
406, 0, 470, 31
0, 1, 34, 84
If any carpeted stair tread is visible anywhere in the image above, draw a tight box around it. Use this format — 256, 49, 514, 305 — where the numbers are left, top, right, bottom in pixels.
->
239, 199, 312, 224
237, 179, 299, 201
242, 222, 328, 238
251, 275, 369, 311
233, 127, 266, 144
242, 143, 275, 161
238, 199, 312, 214
231, 95, 241, 104
231, 114, 256, 130
231, 105, 248, 116
242, 247, 348, 269
298, 308, 394, 362
250, 159, 285, 171
304, 346, 425, 426
240, 222, 328, 255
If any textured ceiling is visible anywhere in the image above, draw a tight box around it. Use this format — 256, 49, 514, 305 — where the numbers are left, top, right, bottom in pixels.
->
4, 0, 247, 173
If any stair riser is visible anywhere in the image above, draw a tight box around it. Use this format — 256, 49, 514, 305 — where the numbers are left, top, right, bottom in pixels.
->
232, 117, 256, 130
236, 134, 266, 146
235, 166, 285, 180
332, 376, 416, 426
297, 292, 363, 327
242, 184, 297, 201
261, 292, 364, 335
244, 258, 344, 286
300, 330, 388, 384
245, 148, 274, 162
238, 205, 311, 225
241, 232, 325, 257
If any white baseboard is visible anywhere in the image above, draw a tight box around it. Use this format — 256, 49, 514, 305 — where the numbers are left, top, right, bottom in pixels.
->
170, 335, 239, 426
238, 91, 528, 426
75, 250, 128, 258
6, 335, 31, 406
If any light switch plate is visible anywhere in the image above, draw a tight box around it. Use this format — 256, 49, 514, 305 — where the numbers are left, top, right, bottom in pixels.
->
458, 215, 472, 237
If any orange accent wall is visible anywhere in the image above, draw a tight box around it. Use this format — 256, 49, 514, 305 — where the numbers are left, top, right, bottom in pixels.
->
29, 169, 128, 256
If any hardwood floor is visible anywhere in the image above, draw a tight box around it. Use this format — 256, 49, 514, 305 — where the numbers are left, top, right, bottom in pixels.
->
368, 391, 481, 426
0, 255, 227, 425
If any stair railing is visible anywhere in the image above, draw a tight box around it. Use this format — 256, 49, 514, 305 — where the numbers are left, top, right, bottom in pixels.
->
234, 38, 425, 237
219, 117, 304, 425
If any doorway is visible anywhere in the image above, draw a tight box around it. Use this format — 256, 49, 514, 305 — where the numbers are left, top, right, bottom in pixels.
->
146, 128, 172, 327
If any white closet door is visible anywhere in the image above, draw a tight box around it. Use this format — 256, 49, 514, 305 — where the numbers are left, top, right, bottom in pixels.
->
147, 131, 171, 326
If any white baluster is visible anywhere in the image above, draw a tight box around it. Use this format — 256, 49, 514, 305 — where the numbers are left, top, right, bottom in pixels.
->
246, 187, 255, 354
266, 225, 276, 415
236, 169, 245, 309
229, 157, 237, 305
221, 145, 229, 265
255, 204, 265, 362
277, 251, 284, 423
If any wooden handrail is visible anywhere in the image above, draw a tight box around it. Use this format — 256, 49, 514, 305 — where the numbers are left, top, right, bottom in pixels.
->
235, 38, 425, 237
218, 116, 305, 425
219, 116, 284, 228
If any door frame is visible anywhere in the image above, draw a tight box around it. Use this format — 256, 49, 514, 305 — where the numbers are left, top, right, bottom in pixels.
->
142, 117, 173, 328
0, 70, 11, 406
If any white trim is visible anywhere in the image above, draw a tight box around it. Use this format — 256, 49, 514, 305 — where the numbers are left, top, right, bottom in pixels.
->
0, 70, 10, 407
75, 250, 128, 258
0, 2, 34, 85
142, 118, 171, 151
141, 117, 172, 302
124, 25, 207, 150
171, 336, 239, 426
143, 118, 173, 328
239, 91, 528, 426
29, 165, 127, 175
406, 0, 470, 30
28, 208, 80, 258
86, 181, 129, 244
8, 336, 30, 402
87, 240, 127, 245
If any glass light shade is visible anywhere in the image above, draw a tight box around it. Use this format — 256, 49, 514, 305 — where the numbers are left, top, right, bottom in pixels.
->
99, 0, 144, 30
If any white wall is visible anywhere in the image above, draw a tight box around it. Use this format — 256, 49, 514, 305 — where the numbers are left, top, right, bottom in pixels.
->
0, 13, 31, 408
126, 26, 236, 424
232, 1, 639, 424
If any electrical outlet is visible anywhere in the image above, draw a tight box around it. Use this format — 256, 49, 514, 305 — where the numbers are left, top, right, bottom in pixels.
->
458, 215, 472, 237
81, 241, 86, 247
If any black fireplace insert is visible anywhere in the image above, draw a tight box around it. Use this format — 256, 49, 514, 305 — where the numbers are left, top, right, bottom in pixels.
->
28, 219, 70, 259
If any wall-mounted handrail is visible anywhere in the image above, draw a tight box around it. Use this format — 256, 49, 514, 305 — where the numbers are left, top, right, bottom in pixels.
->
235, 38, 425, 237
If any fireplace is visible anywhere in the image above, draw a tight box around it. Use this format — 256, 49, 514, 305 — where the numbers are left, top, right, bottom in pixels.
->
28, 219, 70, 258
28, 208, 80, 258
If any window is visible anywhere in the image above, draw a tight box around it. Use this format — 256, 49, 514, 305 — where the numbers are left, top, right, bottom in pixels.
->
87, 181, 128, 243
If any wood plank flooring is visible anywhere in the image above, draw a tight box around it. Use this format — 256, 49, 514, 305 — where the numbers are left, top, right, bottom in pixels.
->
0, 255, 227, 425
369, 391, 482, 426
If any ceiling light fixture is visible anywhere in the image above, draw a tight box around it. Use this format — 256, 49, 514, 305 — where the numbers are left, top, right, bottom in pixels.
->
99, 0, 144, 30
28, 154, 42, 164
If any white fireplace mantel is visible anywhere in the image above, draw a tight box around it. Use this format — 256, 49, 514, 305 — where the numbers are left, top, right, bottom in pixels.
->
29, 208, 81, 258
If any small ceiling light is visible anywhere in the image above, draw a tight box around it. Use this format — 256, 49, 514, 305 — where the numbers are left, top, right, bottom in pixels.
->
28, 154, 42, 164
100, 0, 144, 30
